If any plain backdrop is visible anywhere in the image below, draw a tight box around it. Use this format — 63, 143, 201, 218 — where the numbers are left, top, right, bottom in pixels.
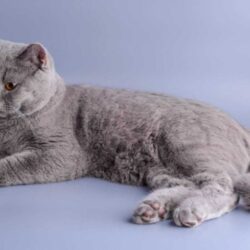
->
0, 1, 250, 250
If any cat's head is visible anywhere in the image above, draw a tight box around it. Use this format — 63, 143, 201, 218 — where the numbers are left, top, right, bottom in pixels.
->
0, 40, 59, 118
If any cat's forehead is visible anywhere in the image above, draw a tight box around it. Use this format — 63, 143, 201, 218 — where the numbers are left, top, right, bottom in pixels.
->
0, 40, 26, 66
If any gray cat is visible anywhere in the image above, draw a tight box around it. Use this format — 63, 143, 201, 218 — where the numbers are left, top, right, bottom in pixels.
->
0, 40, 249, 227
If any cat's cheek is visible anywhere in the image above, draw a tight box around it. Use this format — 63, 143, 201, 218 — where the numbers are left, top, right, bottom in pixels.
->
13, 91, 35, 114
19, 100, 34, 114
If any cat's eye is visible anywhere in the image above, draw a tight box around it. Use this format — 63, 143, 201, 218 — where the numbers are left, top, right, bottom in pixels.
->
4, 82, 16, 91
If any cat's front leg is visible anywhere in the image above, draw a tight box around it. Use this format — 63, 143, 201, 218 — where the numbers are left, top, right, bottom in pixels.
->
0, 149, 73, 186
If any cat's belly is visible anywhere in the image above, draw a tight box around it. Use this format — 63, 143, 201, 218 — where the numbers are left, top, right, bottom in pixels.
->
85, 120, 250, 186
86, 139, 158, 185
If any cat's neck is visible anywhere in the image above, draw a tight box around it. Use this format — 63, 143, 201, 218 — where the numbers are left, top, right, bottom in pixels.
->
31, 74, 66, 118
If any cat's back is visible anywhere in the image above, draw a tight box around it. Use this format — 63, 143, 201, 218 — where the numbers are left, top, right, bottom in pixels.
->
66, 84, 247, 134
67, 83, 210, 118
67, 84, 249, 148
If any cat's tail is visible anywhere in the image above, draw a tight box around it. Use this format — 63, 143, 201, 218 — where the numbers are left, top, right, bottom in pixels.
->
234, 173, 250, 209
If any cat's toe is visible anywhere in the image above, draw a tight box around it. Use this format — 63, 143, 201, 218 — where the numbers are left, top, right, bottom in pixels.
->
132, 200, 169, 224
173, 207, 205, 227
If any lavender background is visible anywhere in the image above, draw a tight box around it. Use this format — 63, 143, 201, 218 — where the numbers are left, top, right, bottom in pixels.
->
1, 0, 250, 126
0, 1, 250, 250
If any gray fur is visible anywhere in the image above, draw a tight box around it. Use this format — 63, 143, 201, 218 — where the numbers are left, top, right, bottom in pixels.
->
0, 40, 250, 227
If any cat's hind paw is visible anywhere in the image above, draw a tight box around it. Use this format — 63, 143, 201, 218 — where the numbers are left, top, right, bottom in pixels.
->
132, 200, 169, 224
173, 206, 205, 227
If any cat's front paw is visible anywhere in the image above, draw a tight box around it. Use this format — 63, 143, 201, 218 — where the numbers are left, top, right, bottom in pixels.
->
132, 200, 170, 224
173, 204, 206, 227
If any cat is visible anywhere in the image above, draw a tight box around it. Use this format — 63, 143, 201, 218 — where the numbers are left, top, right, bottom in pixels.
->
0, 40, 249, 227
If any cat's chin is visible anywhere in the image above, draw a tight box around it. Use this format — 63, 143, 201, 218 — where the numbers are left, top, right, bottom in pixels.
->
0, 104, 35, 119
0, 111, 23, 119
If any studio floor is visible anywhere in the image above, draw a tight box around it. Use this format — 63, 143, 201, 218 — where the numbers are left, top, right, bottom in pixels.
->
0, 177, 249, 250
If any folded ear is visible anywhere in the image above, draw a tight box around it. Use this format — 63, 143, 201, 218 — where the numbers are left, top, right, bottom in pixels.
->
17, 43, 47, 69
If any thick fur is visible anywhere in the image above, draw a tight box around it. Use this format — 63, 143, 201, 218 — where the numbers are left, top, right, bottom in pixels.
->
0, 40, 250, 227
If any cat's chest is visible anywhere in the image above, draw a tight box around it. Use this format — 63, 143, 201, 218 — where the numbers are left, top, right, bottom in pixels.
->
0, 127, 34, 157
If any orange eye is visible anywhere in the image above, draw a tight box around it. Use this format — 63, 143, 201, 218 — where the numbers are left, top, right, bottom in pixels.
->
4, 82, 16, 91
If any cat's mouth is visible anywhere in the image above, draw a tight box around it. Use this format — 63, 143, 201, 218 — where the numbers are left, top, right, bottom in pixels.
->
0, 104, 23, 118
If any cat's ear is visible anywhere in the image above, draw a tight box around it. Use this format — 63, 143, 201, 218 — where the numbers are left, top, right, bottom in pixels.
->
17, 43, 47, 70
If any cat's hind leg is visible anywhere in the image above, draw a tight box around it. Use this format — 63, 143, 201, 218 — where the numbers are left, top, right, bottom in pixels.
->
133, 168, 194, 224
173, 172, 239, 227
133, 186, 193, 224
133, 169, 238, 226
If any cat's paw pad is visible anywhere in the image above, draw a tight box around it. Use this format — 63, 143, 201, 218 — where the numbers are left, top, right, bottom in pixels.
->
132, 200, 169, 224
173, 206, 205, 227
